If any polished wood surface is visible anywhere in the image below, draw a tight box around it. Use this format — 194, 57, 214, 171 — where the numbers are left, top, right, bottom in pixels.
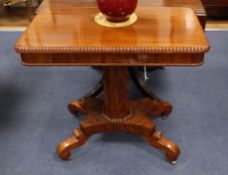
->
39, 0, 205, 14
20, 53, 205, 66
37, 0, 207, 29
59, 65, 179, 162
15, 0, 210, 164
16, 7, 208, 53
0, 0, 206, 29
103, 67, 131, 119
16, 6, 209, 66
39, 0, 206, 27
62, 97, 178, 162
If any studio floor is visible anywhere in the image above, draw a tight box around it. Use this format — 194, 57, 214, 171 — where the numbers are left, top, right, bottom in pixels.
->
0, 31, 228, 175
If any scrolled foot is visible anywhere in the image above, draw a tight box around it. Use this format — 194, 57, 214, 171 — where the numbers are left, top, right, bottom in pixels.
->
150, 100, 172, 118
68, 98, 102, 117
68, 99, 88, 116
145, 130, 180, 162
68, 77, 103, 116
56, 136, 76, 160
56, 129, 88, 160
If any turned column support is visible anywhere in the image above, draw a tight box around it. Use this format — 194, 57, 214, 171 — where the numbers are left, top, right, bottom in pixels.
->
103, 67, 131, 121
57, 66, 180, 164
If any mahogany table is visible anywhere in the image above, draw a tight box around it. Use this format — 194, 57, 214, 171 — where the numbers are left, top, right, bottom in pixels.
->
16, 1, 210, 164
36, 0, 207, 102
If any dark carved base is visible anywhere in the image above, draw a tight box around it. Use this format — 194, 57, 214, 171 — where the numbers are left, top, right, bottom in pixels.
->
69, 68, 167, 116
57, 98, 179, 164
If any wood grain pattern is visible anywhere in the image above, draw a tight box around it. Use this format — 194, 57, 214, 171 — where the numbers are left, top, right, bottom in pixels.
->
16, 6, 209, 66
39, 0, 205, 14
57, 97, 180, 163
20, 53, 205, 66
103, 67, 131, 120
38, 0, 206, 28
0, 0, 206, 29
15, 0, 210, 164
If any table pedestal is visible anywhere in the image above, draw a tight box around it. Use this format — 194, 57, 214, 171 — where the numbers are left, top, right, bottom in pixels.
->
56, 67, 180, 164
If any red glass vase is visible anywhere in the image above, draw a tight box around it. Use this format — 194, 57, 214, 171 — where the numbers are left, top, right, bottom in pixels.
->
97, 0, 138, 22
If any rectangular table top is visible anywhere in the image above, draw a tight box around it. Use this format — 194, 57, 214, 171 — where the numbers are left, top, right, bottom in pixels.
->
15, 2, 210, 66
